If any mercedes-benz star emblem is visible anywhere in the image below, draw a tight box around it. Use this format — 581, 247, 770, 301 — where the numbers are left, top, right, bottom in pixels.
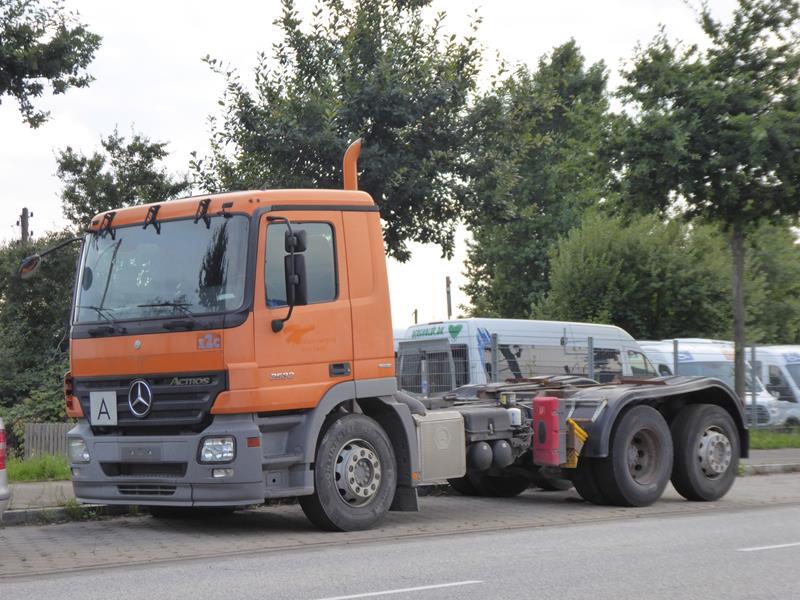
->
128, 379, 153, 418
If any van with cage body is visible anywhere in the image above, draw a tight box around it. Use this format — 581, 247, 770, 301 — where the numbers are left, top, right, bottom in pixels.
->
18, 141, 748, 531
396, 318, 657, 397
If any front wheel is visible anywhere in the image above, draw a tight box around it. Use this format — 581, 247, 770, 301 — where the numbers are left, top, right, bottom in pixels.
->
670, 404, 739, 501
300, 414, 397, 531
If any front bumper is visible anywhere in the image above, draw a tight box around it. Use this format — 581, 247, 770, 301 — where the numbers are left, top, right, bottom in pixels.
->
68, 415, 265, 507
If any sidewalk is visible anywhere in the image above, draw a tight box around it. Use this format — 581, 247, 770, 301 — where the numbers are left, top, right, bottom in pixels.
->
3, 448, 800, 524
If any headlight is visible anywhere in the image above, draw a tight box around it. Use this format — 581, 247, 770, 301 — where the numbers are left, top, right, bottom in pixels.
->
69, 438, 91, 463
199, 436, 236, 463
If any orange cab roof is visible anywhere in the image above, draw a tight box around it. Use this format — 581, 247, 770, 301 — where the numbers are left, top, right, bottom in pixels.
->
88, 188, 375, 230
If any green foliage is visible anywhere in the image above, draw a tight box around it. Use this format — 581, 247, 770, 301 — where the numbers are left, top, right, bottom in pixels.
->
0, 0, 101, 127
463, 41, 614, 316
745, 223, 800, 343
0, 232, 75, 450
192, 0, 482, 261
536, 215, 800, 343
616, 0, 800, 229
6, 453, 70, 482
534, 213, 731, 339
749, 428, 800, 449
57, 129, 193, 228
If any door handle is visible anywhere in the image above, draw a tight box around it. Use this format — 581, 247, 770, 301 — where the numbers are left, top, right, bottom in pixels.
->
329, 362, 351, 377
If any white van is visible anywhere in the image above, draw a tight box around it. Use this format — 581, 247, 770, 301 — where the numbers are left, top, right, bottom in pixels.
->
396, 318, 657, 396
639, 339, 786, 426
748, 346, 800, 426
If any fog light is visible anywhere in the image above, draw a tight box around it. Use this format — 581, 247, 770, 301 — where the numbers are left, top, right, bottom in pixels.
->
69, 438, 90, 463
199, 436, 236, 463
71, 467, 82, 477
212, 468, 234, 478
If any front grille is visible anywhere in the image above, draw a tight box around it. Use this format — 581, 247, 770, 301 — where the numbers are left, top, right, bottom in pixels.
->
117, 484, 176, 496
745, 405, 770, 425
101, 462, 187, 478
75, 371, 226, 435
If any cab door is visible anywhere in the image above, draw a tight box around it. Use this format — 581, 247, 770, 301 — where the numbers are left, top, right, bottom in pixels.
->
253, 211, 353, 411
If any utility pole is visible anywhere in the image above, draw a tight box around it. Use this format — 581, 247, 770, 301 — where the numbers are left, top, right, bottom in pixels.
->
446, 276, 452, 320
16, 207, 32, 243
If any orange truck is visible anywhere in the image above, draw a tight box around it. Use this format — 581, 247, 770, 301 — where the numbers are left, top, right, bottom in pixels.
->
19, 141, 748, 531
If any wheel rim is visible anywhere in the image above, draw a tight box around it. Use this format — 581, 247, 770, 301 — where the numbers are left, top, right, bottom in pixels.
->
626, 427, 661, 485
334, 438, 382, 507
697, 426, 732, 479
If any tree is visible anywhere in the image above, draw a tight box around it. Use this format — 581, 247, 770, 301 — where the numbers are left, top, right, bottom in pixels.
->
0, 0, 101, 127
534, 213, 731, 339
462, 41, 614, 317
0, 231, 76, 447
57, 129, 193, 228
191, 0, 481, 261
615, 0, 800, 397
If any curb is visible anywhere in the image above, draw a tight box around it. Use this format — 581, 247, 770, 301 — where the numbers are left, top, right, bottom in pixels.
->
741, 463, 800, 476
1, 504, 136, 527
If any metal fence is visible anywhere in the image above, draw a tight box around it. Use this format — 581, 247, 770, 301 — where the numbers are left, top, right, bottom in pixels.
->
24, 422, 71, 458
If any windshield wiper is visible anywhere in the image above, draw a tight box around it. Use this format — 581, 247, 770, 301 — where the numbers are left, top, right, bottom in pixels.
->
78, 305, 126, 336
136, 302, 199, 329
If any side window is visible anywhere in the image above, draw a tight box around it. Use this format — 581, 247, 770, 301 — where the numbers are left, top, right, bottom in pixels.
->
265, 222, 337, 306
628, 350, 658, 377
594, 348, 623, 383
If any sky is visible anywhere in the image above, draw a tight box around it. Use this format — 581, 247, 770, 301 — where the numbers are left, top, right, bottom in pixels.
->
0, 0, 739, 330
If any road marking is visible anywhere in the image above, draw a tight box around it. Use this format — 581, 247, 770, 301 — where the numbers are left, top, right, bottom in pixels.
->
313, 580, 483, 600
738, 542, 800, 552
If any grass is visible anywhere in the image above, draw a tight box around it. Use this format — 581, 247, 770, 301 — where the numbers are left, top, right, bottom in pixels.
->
6, 454, 71, 482
749, 428, 800, 450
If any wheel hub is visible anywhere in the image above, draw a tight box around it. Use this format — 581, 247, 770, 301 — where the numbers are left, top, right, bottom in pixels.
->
626, 429, 659, 485
698, 427, 732, 478
334, 439, 382, 506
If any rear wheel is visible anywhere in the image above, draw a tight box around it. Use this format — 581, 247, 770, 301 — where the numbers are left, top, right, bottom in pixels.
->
571, 456, 609, 505
300, 414, 396, 531
670, 404, 739, 501
596, 405, 673, 507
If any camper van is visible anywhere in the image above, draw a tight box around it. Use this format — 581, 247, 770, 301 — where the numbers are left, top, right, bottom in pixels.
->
396, 318, 657, 396
749, 346, 800, 426
640, 339, 787, 426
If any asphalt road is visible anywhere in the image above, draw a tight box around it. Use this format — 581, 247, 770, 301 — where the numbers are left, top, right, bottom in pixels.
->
2, 474, 800, 599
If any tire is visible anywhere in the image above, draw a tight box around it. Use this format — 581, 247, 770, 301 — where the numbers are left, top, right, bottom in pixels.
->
468, 472, 530, 497
596, 405, 673, 507
571, 457, 609, 505
670, 404, 739, 502
299, 413, 397, 531
447, 476, 479, 496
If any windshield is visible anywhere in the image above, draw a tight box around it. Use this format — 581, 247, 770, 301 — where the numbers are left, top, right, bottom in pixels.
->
678, 361, 764, 393
785, 364, 800, 389
74, 215, 249, 324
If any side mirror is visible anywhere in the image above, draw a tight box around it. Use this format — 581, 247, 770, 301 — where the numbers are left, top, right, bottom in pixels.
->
285, 229, 307, 253
18, 254, 42, 279
284, 253, 308, 307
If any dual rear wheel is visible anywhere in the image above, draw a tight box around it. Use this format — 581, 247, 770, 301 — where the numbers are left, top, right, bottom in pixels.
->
572, 404, 739, 507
